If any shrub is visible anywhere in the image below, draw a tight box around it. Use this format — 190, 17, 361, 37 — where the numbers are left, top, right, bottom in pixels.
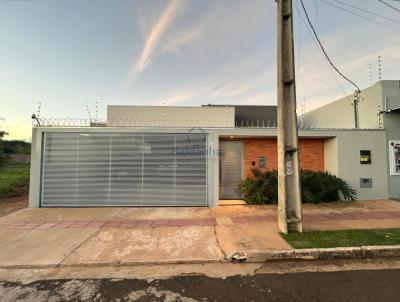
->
301, 170, 356, 203
239, 170, 278, 204
0, 151, 9, 167
0, 165, 30, 198
239, 169, 357, 205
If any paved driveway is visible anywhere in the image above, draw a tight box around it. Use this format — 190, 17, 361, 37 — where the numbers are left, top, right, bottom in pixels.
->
0, 200, 399, 268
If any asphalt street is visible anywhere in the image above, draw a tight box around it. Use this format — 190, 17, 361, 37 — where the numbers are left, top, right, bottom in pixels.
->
1, 268, 399, 301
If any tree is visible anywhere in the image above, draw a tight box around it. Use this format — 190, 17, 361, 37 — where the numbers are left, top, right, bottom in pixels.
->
0, 130, 8, 140
0, 130, 9, 166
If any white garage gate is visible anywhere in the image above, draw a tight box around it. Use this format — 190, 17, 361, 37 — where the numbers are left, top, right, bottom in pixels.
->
40, 132, 208, 207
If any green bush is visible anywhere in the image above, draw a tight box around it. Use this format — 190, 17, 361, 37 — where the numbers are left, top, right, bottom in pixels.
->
301, 170, 356, 203
0, 151, 9, 167
239, 169, 356, 205
0, 140, 31, 154
239, 170, 278, 204
0, 165, 30, 199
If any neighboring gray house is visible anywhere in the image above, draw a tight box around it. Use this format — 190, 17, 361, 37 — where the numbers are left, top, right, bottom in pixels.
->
304, 80, 400, 200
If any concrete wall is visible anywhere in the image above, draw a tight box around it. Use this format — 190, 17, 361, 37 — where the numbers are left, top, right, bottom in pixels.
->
335, 131, 388, 200
9, 154, 30, 164
324, 137, 338, 175
107, 106, 235, 128
303, 81, 383, 129
212, 128, 388, 201
303, 80, 400, 200
29, 128, 43, 208
381, 81, 400, 199
29, 127, 388, 207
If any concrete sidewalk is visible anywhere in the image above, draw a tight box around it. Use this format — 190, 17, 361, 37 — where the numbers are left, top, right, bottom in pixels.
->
0, 200, 400, 268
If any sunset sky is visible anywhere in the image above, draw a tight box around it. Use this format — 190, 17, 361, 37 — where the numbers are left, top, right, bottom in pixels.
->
1, 0, 399, 141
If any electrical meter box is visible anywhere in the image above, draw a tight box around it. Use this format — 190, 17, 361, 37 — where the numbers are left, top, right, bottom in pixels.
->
360, 150, 371, 164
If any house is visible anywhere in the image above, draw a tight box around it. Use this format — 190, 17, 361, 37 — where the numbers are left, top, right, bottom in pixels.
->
303, 80, 400, 200
29, 103, 390, 208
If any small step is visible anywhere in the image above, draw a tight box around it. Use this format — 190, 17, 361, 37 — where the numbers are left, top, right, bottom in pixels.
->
287, 217, 302, 224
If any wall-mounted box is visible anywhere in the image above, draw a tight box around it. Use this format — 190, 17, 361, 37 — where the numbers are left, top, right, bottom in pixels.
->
360, 178, 373, 188
259, 156, 266, 168
360, 150, 371, 164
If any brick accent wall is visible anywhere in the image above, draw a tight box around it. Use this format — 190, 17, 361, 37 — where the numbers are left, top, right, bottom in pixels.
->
242, 138, 325, 178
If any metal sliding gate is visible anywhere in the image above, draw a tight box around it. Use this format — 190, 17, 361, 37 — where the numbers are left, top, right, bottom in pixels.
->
41, 132, 208, 207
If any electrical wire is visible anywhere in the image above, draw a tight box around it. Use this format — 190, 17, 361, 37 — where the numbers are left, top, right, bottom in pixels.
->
293, 0, 348, 97
294, 0, 347, 97
318, 0, 399, 31
311, 0, 319, 25
332, 0, 400, 25
377, 0, 400, 13
298, 0, 360, 91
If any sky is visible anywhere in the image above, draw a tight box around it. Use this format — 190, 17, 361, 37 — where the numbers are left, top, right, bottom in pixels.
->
0, 0, 399, 141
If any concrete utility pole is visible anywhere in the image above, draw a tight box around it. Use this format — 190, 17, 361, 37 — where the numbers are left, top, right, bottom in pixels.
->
276, 0, 303, 233
353, 90, 360, 129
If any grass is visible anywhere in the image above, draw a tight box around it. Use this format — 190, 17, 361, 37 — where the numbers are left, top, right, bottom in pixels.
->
281, 229, 400, 249
0, 165, 30, 199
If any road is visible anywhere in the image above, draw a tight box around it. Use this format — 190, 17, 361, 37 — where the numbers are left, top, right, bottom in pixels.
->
1, 268, 399, 301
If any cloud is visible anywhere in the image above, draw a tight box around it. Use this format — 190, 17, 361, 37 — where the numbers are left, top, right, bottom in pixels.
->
161, 28, 200, 56
152, 69, 274, 106
210, 71, 274, 98
297, 42, 400, 112
154, 0, 272, 60
293, 17, 400, 113
134, 0, 183, 73
163, 88, 199, 105
131, 0, 399, 111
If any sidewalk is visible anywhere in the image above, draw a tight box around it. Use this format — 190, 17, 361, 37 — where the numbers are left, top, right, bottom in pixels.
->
0, 200, 400, 268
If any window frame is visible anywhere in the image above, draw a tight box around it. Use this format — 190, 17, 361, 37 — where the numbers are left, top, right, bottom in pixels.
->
389, 140, 400, 176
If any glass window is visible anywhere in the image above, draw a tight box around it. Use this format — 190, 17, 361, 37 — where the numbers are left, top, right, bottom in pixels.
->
389, 141, 400, 176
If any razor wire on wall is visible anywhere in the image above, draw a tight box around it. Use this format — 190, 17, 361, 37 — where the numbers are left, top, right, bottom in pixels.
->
32, 117, 382, 130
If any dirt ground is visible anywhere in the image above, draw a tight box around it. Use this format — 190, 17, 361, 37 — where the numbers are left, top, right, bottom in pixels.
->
0, 194, 28, 218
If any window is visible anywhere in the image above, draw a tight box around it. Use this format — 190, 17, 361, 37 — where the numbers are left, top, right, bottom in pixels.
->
389, 141, 400, 176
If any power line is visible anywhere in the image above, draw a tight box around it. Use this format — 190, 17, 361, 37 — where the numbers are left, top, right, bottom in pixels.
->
311, 0, 319, 25
332, 0, 400, 25
294, 0, 348, 97
318, 0, 399, 31
378, 0, 400, 13
293, 0, 348, 97
299, 0, 360, 91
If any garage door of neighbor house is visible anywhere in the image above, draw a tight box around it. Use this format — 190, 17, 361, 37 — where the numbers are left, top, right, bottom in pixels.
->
40, 132, 208, 207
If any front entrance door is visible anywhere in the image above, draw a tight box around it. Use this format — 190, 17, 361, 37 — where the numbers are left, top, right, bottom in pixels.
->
219, 141, 243, 199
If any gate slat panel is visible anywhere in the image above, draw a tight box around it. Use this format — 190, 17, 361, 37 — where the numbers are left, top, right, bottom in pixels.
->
41, 132, 207, 207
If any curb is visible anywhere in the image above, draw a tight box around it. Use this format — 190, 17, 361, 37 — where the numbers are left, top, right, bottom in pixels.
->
240, 245, 400, 263
0, 259, 228, 270
1, 246, 400, 269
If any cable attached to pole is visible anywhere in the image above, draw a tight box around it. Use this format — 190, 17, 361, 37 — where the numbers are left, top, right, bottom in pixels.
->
378, 0, 400, 14
299, 0, 360, 92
